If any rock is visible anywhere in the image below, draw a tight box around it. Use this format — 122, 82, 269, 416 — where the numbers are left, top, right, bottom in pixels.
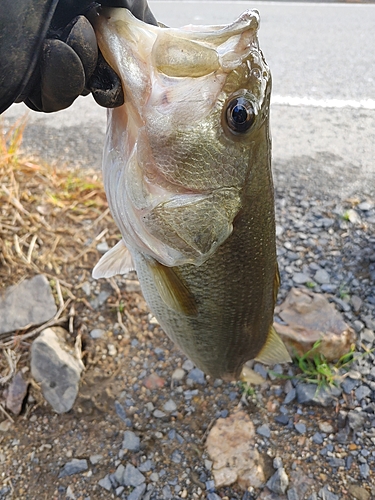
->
187, 367, 206, 384
287, 488, 299, 500
0, 275, 57, 334
292, 273, 310, 284
358, 201, 372, 211
205, 410, 266, 489
347, 410, 366, 431
143, 373, 165, 389
347, 485, 370, 500
122, 431, 140, 451
318, 486, 339, 500
90, 328, 106, 339
318, 422, 334, 434
360, 329, 375, 344
350, 295, 363, 312
163, 399, 177, 413
266, 468, 289, 494
128, 483, 147, 500
30, 327, 84, 413
296, 383, 342, 407
273, 457, 283, 470
89, 454, 103, 465
5, 372, 28, 415
153, 409, 166, 418
58, 459, 88, 478
172, 368, 185, 381
359, 463, 370, 479
257, 424, 271, 438
274, 288, 356, 361
123, 464, 145, 487
314, 269, 330, 284
294, 423, 306, 434
0, 420, 13, 432
284, 388, 296, 404
355, 385, 371, 401
312, 432, 324, 444
98, 475, 112, 491
96, 241, 109, 254
114, 464, 125, 485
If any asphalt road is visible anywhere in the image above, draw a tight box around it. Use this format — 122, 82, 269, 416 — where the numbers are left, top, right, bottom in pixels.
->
3, 1, 375, 198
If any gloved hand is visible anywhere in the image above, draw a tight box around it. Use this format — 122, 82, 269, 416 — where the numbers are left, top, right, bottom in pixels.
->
23, 0, 156, 112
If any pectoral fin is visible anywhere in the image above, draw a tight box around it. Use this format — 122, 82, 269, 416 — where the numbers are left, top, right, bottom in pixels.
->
255, 325, 292, 365
147, 259, 198, 317
92, 240, 135, 279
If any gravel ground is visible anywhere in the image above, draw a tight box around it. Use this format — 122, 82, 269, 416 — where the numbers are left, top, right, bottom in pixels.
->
1, 125, 375, 500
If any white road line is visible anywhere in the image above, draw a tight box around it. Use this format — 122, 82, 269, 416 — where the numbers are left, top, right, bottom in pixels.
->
271, 96, 375, 110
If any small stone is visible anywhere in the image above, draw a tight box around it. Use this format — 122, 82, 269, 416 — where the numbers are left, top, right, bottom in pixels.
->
59, 459, 88, 478
107, 343, 117, 356
182, 359, 195, 371
361, 329, 375, 344
98, 475, 112, 491
254, 363, 268, 379
347, 485, 370, 500
296, 383, 341, 407
162, 485, 173, 499
266, 468, 289, 494
138, 460, 152, 472
187, 367, 206, 384
275, 414, 289, 426
122, 431, 140, 451
0, 275, 57, 334
342, 377, 359, 394
318, 486, 339, 500
284, 388, 296, 404
273, 457, 283, 469
171, 368, 185, 381
96, 241, 109, 254
355, 385, 371, 401
0, 420, 12, 432
292, 273, 310, 284
314, 269, 330, 284
294, 423, 306, 434
90, 328, 106, 339
163, 399, 177, 413
207, 494, 222, 500
153, 409, 166, 419
312, 432, 324, 445
358, 201, 372, 211
127, 484, 147, 500
171, 450, 182, 464
288, 488, 300, 500
31, 327, 84, 413
89, 454, 103, 465
5, 372, 28, 415
359, 463, 370, 479
115, 486, 124, 496
150, 472, 159, 482
143, 373, 165, 389
348, 410, 366, 431
123, 464, 145, 487
114, 464, 125, 485
318, 422, 334, 434
350, 295, 363, 312
257, 424, 271, 438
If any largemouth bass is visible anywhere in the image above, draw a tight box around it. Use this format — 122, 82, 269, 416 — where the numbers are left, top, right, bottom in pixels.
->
92, 8, 291, 380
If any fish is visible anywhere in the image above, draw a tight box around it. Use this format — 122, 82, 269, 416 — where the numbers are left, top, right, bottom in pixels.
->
91, 7, 291, 381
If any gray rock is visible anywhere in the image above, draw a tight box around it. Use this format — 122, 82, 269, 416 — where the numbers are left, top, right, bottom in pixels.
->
292, 273, 310, 284
254, 363, 268, 379
359, 463, 370, 479
5, 372, 28, 415
171, 450, 182, 463
257, 424, 271, 438
266, 467, 289, 494
89, 328, 106, 339
355, 385, 371, 401
89, 454, 103, 465
182, 359, 194, 371
284, 388, 296, 404
312, 432, 324, 444
96, 241, 109, 254
163, 399, 177, 413
114, 464, 125, 485
207, 494, 222, 500
153, 409, 166, 418
122, 431, 140, 451
187, 367, 206, 384
327, 457, 345, 468
149, 472, 159, 482
347, 410, 366, 431
98, 475, 112, 491
342, 377, 359, 394
296, 383, 341, 407
115, 486, 124, 497
273, 457, 283, 470
0, 275, 57, 334
138, 460, 152, 472
294, 423, 306, 434
360, 328, 375, 344
162, 485, 173, 499
287, 488, 300, 500
59, 459, 88, 478
127, 483, 147, 500
318, 486, 339, 500
358, 201, 372, 211
123, 464, 145, 487
171, 368, 185, 381
314, 269, 330, 284
30, 327, 84, 413
350, 295, 363, 312
307, 494, 318, 500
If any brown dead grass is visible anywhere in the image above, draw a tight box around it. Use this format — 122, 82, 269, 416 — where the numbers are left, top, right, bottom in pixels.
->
0, 116, 119, 352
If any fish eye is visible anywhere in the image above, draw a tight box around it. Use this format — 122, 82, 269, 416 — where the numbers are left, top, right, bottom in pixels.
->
226, 97, 255, 134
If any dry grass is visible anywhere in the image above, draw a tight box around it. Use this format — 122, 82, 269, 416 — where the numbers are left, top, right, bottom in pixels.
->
0, 116, 119, 354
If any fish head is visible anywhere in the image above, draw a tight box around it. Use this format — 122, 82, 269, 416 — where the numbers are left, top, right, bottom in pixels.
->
93, 8, 271, 267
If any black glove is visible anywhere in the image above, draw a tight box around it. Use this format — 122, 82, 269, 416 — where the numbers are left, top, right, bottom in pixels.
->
23, 0, 156, 112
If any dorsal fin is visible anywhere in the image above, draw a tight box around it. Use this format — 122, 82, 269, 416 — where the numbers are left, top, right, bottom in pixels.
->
92, 240, 135, 279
